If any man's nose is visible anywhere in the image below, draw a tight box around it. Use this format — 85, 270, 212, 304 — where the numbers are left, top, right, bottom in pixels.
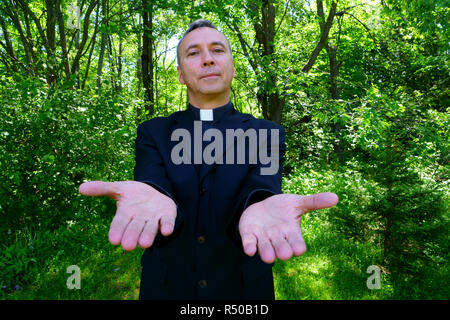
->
202, 51, 215, 67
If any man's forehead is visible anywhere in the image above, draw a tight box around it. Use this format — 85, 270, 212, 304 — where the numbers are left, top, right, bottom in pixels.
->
181, 27, 228, 49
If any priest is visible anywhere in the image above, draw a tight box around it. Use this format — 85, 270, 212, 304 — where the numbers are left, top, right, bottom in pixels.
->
79, 19, 338, 300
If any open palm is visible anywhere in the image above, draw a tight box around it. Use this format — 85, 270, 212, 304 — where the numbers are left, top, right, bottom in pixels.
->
239, 193, 338, 264
79, 181, 177, 251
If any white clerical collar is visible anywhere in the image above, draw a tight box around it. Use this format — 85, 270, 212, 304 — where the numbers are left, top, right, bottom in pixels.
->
200, 109, 213, 121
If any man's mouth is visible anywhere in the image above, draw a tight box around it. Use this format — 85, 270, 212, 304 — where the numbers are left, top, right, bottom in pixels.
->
200, 73, 220, 79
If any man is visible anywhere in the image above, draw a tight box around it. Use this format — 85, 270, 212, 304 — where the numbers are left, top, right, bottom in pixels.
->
79, 20, 338, 300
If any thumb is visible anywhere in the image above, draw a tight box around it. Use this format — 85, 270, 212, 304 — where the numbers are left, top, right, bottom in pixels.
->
79, 181, 120, 199
299, 192, 339, 213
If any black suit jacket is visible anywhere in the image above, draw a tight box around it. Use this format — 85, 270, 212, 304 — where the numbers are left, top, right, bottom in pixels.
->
134, 102, 285, 300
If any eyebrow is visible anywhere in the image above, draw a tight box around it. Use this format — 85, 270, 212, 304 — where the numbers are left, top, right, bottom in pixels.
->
185, 41, 226, 54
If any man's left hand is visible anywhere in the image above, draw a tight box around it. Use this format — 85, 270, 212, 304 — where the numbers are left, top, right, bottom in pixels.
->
239, 193, 338, 264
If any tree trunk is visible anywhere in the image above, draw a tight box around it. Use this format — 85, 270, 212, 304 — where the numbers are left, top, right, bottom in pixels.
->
70, 0, 97, 84
220, 0, 284, 123
136, 13, 142, 123
0, 16, 18, 72
74, 0, 80, 87
22, 5, 36, 63
142, 0, 154, 118
326, 44, 344, 161
5, 1, 34, 70
16, 0, 49, 63
107, 33, 117, 90
162, 38, 168, 115
302, 0, 338, 73
257, 0, 283, 124
326, 44, 340, 99
117, 35, 123, 90
82, 1, 100, 89
97, 0, 107, 89
45, 0, 57, 85
56, 0, 71, 81
136, 13, 142, 96
117, 0, 123, 91
316, 0, 344, 161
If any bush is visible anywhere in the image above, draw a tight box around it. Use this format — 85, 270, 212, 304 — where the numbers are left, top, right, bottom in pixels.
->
0, 78, 137, 291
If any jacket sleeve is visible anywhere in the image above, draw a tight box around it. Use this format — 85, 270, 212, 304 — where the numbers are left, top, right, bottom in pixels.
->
134, 122, 184, 247
226, 124, 286, 248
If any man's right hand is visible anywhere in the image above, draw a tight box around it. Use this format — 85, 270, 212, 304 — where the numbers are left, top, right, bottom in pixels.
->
79, 181, 177, 251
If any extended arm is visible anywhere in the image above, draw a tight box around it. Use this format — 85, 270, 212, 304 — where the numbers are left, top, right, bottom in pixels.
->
228, 124, 339, 263
79, 122, 183, 251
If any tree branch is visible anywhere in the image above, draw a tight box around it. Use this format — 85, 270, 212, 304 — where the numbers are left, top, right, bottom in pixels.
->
274, 0, 290, 37
16, 0, 49, 52
302, 0, 338, 73
71, 0, 99, 73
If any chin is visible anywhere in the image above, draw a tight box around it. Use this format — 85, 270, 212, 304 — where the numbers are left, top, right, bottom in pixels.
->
199, 86, 227, 95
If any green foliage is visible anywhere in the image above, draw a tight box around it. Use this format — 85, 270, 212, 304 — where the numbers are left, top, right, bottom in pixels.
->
0, 78, 137, 292
0, 0, 448, 300
321, 87, 448, 299
0, 238, 37, 292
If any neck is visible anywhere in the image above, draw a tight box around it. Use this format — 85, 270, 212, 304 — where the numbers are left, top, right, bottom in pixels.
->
188, 91, 230, 109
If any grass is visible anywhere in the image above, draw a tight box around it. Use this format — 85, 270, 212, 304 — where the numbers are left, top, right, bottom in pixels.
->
3, 211, 392, 300
1, 166, 446, 300
5, 253, 142, 300
273, 212, 392, 300
4, 247, 142, 300
2, 220, 143, 300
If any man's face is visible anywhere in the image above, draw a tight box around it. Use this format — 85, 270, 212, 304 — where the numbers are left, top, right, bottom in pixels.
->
177, 27, 235, 102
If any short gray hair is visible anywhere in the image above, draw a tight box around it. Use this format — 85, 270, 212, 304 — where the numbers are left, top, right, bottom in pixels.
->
177, 19, 233, 67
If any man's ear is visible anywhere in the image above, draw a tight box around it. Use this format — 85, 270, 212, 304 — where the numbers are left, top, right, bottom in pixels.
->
177, 66, 185, 85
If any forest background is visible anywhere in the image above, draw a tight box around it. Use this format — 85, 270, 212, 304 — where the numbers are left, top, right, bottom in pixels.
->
0, 0, 448, 299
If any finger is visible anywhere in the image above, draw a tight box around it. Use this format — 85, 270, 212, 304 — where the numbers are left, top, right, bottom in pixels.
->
241, 233, 257, 256
121, 217, 146, 251
138, 219, 159, 248
79, 181, 119, 199
285, 230, 306, 256
270, 236, 293, 261
257, 236, 276, 264
299, 192, 339, 213
108, 209, 131, 245
267, 228, 293, 261
160, 214, 175, 236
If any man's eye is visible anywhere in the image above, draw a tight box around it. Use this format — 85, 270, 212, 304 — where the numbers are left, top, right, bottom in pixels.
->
214, 48, 224, 53
188, 51, 198, 56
